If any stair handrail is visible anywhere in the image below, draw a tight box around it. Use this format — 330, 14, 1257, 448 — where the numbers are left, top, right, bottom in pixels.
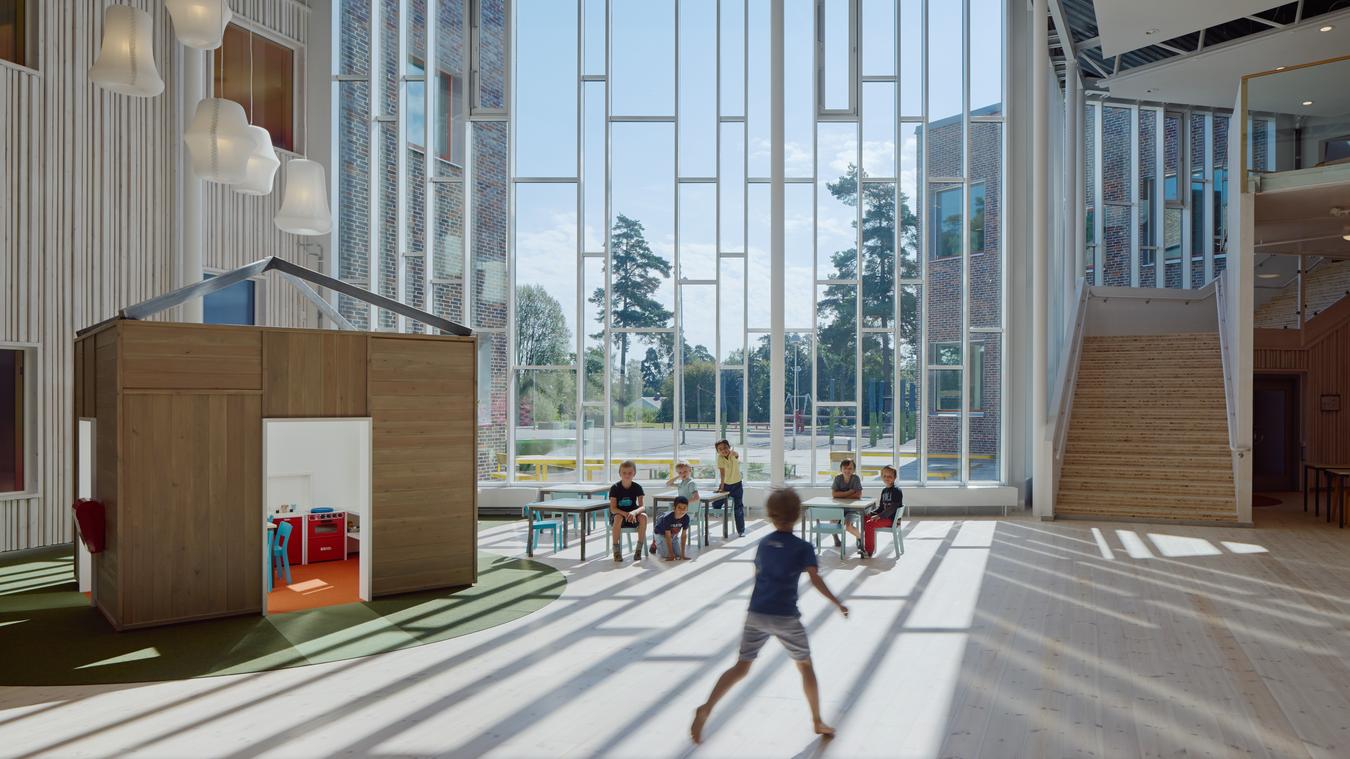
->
1214, 275, 1243, 455
1048, 278, 1090, 493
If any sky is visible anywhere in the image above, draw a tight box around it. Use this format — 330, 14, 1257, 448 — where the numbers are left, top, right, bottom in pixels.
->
511, 0, 1002, 354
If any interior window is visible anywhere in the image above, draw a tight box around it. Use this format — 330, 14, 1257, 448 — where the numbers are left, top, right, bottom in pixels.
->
203, 275, 257, 326
0, 348, 25, 493
0, 0, 28, 68
213, 23, 296, 152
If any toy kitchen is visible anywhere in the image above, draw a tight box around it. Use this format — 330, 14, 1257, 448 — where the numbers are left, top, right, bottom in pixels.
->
270, 506, 362, 565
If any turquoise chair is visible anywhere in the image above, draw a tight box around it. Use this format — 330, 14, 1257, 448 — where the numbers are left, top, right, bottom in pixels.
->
888, 505, 907, 557
524, 505, 562, 553
272, 520, 294, 586
808, 506, 848, 559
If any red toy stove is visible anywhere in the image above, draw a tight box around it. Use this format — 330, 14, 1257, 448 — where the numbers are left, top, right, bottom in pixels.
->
306, 511, 347, 564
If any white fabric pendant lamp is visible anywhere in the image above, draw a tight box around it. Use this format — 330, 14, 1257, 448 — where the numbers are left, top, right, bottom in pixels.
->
234, 126, 280, 196
275, 159, 332, 235
184, 97, 254, 184
165, 0, 233, 50
89, 5, 165, 97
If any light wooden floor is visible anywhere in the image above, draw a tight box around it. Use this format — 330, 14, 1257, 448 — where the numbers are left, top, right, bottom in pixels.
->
2, 494, 1349, 758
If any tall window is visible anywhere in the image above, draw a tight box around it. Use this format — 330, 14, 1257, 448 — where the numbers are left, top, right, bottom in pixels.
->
0, 0, 30, 68
203, 275, 257, 326
503, 0, 1005, 486
0, 348, 27, 494
408, 56, 466, 165
214, 23, 296, 152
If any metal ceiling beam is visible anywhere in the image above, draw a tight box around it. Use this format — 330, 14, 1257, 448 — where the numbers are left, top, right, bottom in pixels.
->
1047, 0, 1079, 80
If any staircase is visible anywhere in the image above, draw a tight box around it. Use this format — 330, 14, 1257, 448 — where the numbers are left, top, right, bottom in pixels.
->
1057, 333, 1237, 523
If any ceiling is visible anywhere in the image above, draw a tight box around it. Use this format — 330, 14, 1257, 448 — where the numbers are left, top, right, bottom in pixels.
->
1246, 59, 1350, 118
1254, 182, 1350, 260
1093, 0, 1278, 57
1104, 20, 1350, 109
1051, 0, 1350, 92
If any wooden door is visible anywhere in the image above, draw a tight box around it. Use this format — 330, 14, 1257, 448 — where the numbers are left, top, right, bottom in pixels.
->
1253, 375, 1299, 492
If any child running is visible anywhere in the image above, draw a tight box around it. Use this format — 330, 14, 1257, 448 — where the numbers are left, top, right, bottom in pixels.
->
690, 488, 849, 744
846, 464, 903, 558
715, 439, 745, 537
609, 460, 647, 562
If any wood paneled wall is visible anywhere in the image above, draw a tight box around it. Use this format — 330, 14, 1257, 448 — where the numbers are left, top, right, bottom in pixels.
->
368, 336, 478, 596
79, 320, 476, 629
1255, 298, 1350, 465
0, 0, 316, 553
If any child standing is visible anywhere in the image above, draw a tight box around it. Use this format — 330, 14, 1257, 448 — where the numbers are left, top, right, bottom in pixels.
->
609, 460, 647, 562
846, 464, 902, 558
716, 439, 745, 537
651, 496, 692, 560
830, 459, 863, 546
690, 488, 848, 744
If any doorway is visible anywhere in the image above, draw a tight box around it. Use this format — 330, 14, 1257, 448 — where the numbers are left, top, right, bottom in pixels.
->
1253, 375, 1299, 492
262, 418, 372, 614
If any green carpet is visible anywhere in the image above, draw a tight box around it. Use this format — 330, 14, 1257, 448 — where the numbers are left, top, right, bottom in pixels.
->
0, 539, 562, 686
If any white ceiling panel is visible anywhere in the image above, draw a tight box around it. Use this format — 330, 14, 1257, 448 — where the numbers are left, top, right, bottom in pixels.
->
1103, 20, 1350, 110
1094, 0, 1280, 57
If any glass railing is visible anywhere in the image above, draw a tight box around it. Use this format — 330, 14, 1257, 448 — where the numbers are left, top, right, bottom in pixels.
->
1242, 56, 1350, 183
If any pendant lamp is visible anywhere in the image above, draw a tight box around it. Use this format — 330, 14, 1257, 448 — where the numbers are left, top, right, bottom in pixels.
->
89, 5, 164, 97
275, 159, 333, 235
234, 126, 280, 195
165, 0, 233, 50
183, 98, 255, 184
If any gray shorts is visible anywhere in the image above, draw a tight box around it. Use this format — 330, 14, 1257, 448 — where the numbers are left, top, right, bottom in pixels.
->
738, 611, 811, 662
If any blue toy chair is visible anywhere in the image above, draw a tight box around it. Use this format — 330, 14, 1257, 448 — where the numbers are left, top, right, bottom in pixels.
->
272, 520, 294, 586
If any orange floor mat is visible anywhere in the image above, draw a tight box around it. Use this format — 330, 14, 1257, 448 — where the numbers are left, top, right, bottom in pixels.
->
267, 557, 360, 614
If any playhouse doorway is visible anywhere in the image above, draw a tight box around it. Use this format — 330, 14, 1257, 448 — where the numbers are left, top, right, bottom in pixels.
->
262, 418, 372, 614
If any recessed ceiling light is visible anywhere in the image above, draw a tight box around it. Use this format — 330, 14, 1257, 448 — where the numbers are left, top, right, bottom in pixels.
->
1343, 233, 1350, 241
1319, 25, 1334, 32
1303, 100, 1314, 106
1258, 273, 1281, 279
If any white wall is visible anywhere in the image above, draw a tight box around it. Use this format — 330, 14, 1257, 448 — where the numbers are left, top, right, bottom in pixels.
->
265, 420, 370, 517
1085, 287, 1221, 335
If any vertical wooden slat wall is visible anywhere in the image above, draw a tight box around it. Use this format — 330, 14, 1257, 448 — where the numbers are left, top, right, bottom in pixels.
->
0, 0, 315, 553
1255, 310, 1350, 466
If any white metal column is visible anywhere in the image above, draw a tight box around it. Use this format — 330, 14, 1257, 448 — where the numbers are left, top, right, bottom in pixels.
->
180, 49, 205, 323
769, 0, 785, 487
1031, 0, 1050, 517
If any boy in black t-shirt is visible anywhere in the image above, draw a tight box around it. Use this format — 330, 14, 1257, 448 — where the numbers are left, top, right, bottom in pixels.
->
846, 465, 903, 558
650, 496, 692, 560
609, 460, 647, 562
691, 488, 848, 744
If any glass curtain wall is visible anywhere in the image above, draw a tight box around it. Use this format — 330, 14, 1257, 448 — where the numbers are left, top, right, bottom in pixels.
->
507, 0, 1005, 486
1082, 100, 1249, 289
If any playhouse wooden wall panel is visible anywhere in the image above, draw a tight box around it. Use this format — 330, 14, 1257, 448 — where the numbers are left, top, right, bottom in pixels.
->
262, 332, 368, 417
119, 392, 262, 627
93, 329, 120, 623
120, 323, 263, 390
368, 336, 477, 596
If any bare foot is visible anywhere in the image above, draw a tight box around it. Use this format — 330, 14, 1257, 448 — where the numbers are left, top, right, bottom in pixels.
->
814, 720, 836, 738
691, 705, 711, 744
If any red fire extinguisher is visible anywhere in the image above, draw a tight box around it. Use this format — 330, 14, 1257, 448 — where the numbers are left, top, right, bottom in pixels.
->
73, 499, 106, 554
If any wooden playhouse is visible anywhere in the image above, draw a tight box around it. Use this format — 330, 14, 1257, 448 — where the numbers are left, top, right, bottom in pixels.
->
73, 258, 479, 630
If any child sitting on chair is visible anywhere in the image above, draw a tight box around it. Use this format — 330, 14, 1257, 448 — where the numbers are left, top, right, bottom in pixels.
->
651, 496, 692, 560
846, 465, 902, 558
609, 460, 647, 562
666, 461, 701, 506
830, 459, 863, 546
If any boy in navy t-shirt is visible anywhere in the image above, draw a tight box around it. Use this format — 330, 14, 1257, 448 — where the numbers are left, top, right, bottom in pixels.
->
609, 460, 647, 562
650, 496, 692, 560
691, 488, 849, 744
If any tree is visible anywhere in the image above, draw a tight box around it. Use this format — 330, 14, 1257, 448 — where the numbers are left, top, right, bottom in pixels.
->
515, 284, 571, 366
589, 213, 673, 390
816, 164, 920, 441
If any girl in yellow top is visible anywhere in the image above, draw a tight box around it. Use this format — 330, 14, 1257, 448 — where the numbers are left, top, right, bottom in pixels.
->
716, 439, 746, 537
